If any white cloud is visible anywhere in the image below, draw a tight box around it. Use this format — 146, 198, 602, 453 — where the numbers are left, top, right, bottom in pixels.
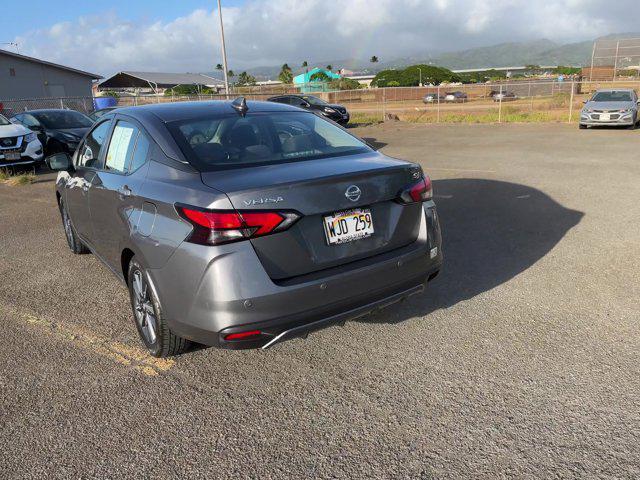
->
12, 0, 640, 76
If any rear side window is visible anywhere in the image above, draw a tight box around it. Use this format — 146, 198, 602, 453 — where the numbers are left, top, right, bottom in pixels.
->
130, 133, 150, 172
104, 120, 150, 173
167, 111, 370, 171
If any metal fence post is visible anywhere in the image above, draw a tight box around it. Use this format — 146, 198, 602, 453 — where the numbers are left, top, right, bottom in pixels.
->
382, 88, 386, 122
437, 85, 441, 123
568, 80, 575, 123
498, 84, 503, 123
60, 98, 64, 109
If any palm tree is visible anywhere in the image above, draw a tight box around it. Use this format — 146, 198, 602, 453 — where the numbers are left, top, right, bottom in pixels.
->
326, 65, 332, 71
215, 64, 223, 70
370, 56, 378, 64
302, 61, 308, 68
227, 70, 235, 78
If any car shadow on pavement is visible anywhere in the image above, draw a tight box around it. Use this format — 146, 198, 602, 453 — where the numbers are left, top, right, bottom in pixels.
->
360, 178, 584, 324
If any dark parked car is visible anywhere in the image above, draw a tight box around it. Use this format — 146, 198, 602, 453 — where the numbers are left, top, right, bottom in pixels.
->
444, 91, 468, 103
89, 107, 118, 122
47, 99, 442, 357
268, 94, 350, 125
11, 109, 93, 156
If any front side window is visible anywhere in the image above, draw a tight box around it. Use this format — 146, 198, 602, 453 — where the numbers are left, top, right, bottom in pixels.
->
301, 95, 327, 106
168, 111, 370, 171
19, 114, 40, 128
77, 120, 111, 168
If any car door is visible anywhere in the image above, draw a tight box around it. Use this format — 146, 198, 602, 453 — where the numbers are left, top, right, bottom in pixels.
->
88, 116, 151, 268
64, 119, 112, 241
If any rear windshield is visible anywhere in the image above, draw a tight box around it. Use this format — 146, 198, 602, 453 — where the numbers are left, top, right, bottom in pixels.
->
167, 111, 371, 171
33, 110, 93, 129
592, 91, 633, 102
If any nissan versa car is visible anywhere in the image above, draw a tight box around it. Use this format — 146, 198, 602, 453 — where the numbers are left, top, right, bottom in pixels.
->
268, 94, 350, 125
579, 89, 639, 129
11, 109, 94, 155
47, 99, 442, 357
0, 113, 43, 169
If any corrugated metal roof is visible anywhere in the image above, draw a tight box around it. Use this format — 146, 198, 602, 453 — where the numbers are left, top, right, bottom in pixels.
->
0, 48, 102, 79
99, 71, 225, 88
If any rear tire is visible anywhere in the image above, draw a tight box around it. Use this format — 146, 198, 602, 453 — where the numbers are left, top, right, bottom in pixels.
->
59, 198, 90, 254
127, 257, 190, 357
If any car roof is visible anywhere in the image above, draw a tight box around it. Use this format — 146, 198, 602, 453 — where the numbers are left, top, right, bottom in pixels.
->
15, 109, 89, 116
115, 100, 303, 123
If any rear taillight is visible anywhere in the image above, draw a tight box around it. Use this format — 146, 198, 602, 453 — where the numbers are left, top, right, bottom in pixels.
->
398, 175, 433, 204
176, 205, 300, 246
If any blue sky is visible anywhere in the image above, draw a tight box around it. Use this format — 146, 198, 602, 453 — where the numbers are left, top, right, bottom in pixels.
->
5, 1, 637, 77
3, 0, 244, 39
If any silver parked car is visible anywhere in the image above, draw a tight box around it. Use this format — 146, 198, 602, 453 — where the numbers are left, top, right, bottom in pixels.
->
580, 89, 639, 129
46, 99, 443, 357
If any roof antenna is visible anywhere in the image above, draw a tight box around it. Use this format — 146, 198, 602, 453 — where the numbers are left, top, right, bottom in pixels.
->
231, 96, 248, 116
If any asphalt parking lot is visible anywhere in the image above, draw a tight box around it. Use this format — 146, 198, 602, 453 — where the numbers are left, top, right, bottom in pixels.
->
1, 123, 639, 479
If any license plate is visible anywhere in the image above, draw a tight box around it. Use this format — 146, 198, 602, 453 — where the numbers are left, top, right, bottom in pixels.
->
3, 150, 20, 160
600, 113, 610, 121
323, 208, 374, 245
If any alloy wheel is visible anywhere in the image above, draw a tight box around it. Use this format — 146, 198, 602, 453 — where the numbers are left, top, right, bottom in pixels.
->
132, 270, 158, 345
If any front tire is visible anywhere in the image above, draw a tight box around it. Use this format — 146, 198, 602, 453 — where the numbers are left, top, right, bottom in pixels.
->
127, 257, 190, 357
579, 124, 587, 130
59, 199, 90, 254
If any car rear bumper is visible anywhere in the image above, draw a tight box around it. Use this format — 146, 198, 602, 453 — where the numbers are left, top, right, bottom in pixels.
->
150, 202, 442, 349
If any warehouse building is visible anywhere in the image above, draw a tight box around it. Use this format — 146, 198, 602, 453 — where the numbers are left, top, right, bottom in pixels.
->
0, 49, 102, 100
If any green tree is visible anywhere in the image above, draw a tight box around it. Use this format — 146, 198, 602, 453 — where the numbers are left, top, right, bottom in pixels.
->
215, 63, 223, 70
328, 78, 362, 90
310, 71, 331, 82
326, 65, 332, 71
370, 55, 378, 64
227, 70, 235, 78
302, 60, 308, 68
278, 63, 293, 84
236, 71, 257, 86
372, 64, 459, 87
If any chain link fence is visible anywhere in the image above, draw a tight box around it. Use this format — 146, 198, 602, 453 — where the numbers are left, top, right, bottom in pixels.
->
3, 79, 640, 126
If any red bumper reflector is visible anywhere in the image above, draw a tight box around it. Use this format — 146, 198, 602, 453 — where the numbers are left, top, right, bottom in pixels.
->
224, 330, 263, 341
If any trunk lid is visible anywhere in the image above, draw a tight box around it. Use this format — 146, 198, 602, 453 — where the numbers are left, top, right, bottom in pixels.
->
200, 152, 424, 280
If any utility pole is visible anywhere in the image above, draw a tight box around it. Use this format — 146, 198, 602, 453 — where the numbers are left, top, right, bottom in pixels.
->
216, 0, 230, 97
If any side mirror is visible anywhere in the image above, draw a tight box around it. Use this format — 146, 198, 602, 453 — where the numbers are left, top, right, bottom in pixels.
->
46, 152, 73, 171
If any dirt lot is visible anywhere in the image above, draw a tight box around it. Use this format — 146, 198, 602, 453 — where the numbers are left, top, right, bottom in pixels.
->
1, 123, 639, 479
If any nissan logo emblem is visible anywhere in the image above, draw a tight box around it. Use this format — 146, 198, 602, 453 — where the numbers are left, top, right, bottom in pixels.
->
345, 185, 361, 202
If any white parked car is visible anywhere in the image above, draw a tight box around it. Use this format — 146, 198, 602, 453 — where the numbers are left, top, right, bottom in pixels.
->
0, 114, 44, 169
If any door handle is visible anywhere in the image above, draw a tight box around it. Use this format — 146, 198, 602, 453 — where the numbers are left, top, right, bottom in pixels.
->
118, 185, 132, 199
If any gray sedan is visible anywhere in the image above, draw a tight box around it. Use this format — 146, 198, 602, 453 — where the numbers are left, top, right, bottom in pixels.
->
45, 99, 443, 357
580, 89, 639, 129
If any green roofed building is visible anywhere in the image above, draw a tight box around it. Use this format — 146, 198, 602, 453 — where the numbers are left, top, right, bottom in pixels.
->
293, 67, 341, 92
